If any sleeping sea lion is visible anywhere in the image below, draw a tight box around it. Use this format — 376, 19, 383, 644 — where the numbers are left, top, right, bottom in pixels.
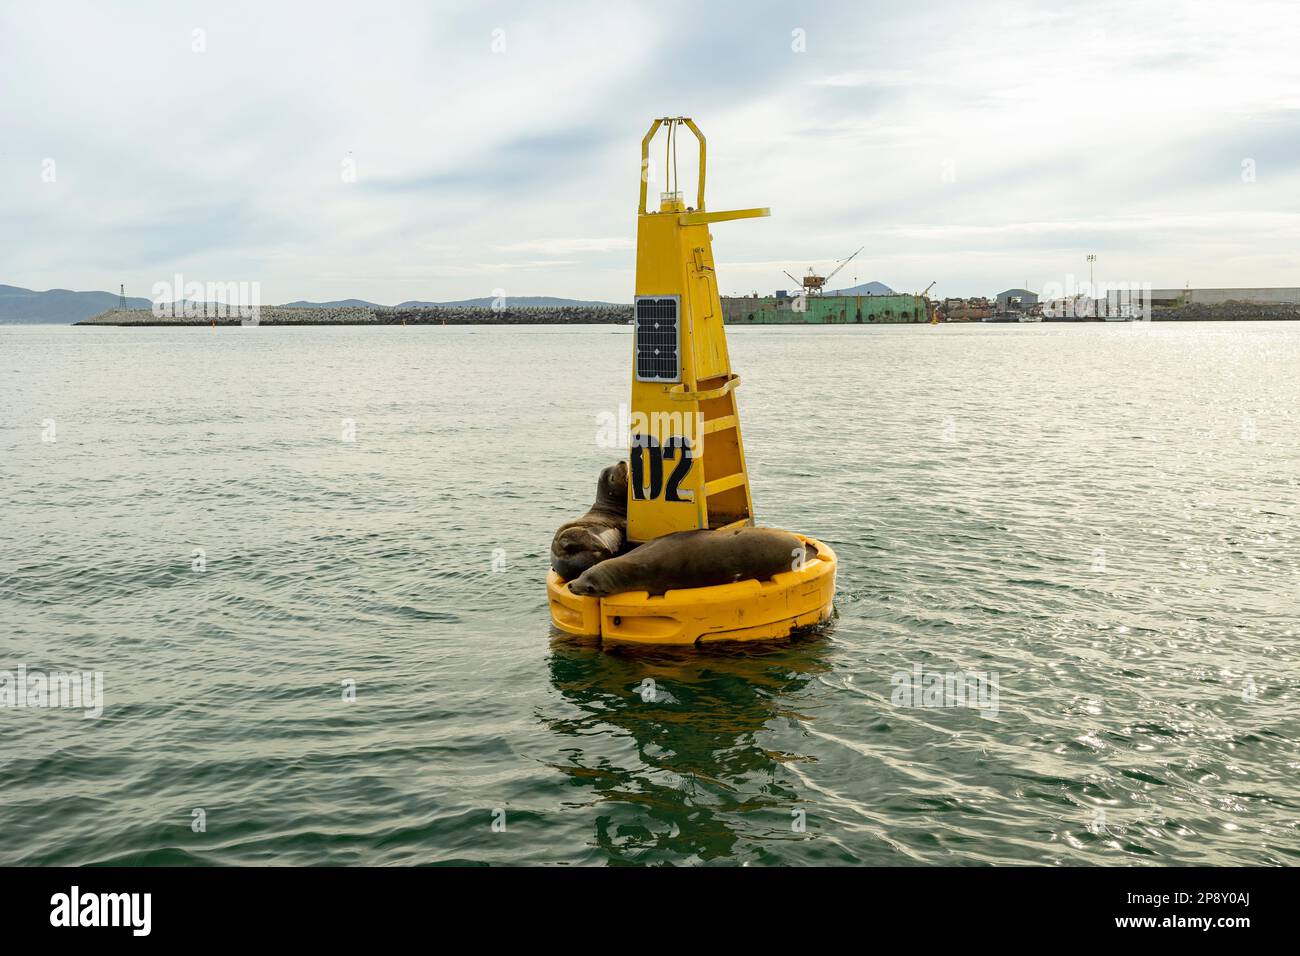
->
568, 526, 819, 598
550, 461, 628, 580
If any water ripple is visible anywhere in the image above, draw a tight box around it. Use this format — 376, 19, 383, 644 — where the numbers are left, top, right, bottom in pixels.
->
1, 323, 1297, 865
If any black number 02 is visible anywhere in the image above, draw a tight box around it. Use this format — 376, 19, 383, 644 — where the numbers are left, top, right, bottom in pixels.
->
630, 435, 694, 502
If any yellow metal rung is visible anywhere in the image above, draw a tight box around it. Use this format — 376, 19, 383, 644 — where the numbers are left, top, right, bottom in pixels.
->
714, 517, 752, 531
704, 473, 747, 497
703, 414, 738, 435
665, 375, 741, 403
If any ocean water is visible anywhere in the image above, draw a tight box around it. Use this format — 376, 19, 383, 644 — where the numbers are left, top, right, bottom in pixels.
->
1, 321, 1297, 866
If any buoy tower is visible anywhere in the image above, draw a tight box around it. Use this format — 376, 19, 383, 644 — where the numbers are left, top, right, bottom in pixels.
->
627, 117, 768, 542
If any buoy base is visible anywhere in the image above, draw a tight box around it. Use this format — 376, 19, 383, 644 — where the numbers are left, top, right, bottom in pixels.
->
548, 535, 836, 646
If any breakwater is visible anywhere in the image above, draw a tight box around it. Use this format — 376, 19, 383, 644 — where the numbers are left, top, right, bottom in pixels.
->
1151, 302, 1300, 321
387, 305, 630, 324
77, 305, 632, 326
76, 301, 1300, 327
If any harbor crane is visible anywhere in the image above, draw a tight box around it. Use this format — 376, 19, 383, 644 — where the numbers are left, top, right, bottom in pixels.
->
783, 245, 864, 295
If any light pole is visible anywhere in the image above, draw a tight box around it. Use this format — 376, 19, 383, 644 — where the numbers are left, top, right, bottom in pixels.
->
1086, 254, 1097, 317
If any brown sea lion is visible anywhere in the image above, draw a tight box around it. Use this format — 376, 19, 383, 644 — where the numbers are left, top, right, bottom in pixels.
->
550, 461, 629, 580
569, 526, 819, 597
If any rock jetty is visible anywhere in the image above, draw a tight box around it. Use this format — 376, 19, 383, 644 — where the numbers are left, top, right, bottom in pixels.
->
1151, 302, 1300, 321
77, 305, 632, 326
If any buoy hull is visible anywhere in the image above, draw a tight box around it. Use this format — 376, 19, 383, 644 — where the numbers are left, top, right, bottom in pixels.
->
548, 536, 836, 646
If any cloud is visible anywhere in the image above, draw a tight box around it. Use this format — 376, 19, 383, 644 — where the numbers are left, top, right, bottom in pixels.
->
492, 237, 633, 254
2, 0, 1299, 302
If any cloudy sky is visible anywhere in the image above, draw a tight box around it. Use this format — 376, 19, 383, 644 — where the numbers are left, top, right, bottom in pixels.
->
3, 0, 1299, 303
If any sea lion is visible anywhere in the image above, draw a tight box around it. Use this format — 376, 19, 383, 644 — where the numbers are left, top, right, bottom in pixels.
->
550, 461, 629, 580
569, 526, 819, 598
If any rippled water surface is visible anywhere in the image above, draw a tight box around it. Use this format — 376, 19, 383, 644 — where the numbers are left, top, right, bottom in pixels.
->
2, 322, 1297, 866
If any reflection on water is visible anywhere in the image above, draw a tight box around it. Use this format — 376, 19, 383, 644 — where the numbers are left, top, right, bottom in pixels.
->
545, 631, 834, 864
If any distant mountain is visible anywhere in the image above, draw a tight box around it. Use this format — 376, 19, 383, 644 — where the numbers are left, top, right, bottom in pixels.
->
399, 296, 624, 309
281, 298, 385, 309
0, 284, 152, 324
276, 293, 626, 308
3, 284, 628, 324
287, 296, 624, 309
827, 281, 896, 296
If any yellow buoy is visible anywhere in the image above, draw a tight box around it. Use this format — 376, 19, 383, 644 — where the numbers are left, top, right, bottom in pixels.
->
548, 117, 837, 644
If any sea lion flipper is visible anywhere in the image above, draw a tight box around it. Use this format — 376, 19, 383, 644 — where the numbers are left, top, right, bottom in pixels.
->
592, 527, 623, 554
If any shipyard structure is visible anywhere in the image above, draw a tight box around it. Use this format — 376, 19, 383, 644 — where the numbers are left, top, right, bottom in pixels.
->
721, 293, 933, 325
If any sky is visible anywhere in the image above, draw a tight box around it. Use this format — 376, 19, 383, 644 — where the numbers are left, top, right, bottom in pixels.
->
2, 0, 1299, 303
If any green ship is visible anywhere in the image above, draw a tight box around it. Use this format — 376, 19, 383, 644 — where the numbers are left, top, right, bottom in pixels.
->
721, 293, 933, 324
720, 247, 934, 324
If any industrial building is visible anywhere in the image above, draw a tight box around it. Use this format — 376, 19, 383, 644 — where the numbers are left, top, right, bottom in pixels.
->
1147, 288, 1300, 306
996, 288, 1039, 311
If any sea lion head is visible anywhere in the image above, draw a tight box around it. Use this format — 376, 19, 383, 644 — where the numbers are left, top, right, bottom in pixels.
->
595, 460, 629, 513
568, 558, 615, 597
552, 525, 622, 581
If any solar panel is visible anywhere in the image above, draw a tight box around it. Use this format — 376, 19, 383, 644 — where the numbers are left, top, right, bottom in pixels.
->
634, 296, 680, 382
